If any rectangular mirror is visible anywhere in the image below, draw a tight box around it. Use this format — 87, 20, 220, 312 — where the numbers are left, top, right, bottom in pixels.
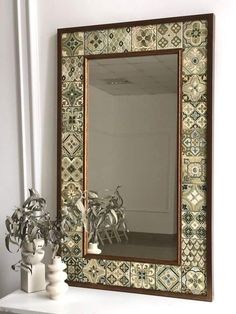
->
58, 13, 213, 301
86, 53, 180, 262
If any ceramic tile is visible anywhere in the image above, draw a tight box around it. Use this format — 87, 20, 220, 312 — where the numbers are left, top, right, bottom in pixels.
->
62, 106, 83, 133
62, 82, 83, 107
106, 261, 131, 286
183, 20, 208, 48
85, 30, 108, 54
82, 259, 106, 284
62, 132, 83, 158
61, 231, 82, 258
108, 28, 131, 53
156, 266, 181, 292
183, 102, 207, 129
62, 257, 85, 282
183, 75, 207, 102
156, 22, 183, 49
62, 32, 84, 56
183, 48, 207, 75
182, 156, 206, 184
61, 157, 83, 182
182, 128, 206, 157
132, 25, 156, 51
182, 267, 207, 295
182, 184, 207, 212
182, 239, 206, 268
182, 210, 206, 240
131, 263, 155, 289
61, 182, 83, 205
62, 57, 83, 82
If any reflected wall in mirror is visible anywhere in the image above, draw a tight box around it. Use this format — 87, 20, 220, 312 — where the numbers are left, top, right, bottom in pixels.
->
58, 14, 213, 301
87, 54, 179, 262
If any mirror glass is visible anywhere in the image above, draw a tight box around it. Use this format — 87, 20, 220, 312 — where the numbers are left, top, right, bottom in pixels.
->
87, 53, 179, 261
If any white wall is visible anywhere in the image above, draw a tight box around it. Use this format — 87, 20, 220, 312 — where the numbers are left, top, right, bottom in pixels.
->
1, 0, 236, 312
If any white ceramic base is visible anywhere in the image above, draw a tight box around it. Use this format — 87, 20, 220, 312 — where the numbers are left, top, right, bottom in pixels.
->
87, 242, 101, 254
21, 263, 46, 293
46, 256, 68, 300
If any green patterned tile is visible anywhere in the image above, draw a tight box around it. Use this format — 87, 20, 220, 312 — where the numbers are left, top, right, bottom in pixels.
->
182, 184, 207, 212
182, 239, 206, 268
156, 266, 181, 292
62, 32, 84, 56
182, 156, 206, 184
183, 20, 208, 48
61, 181, 83, 205
183, 48, 207, 75
62, 106, 83, 133
62, 257, 85, 282
182, 267, 207, 295
108, 27, 131, 53
85, 30, 108, 54
62, 132, 83, 158
156, 22, 182, 49
182, 210, 206, 240
182, 128, 206, 157
106, 261, 130, 287
183, 102, 207, 129
132, 25, 156, 51
131, 263, 155, 289
61, 231, 82, 258
183, 75, 207, 102
62, 82, 83, 107
61, 156, 83, 182
62, 57, 83, 82
82, 259, 106, 284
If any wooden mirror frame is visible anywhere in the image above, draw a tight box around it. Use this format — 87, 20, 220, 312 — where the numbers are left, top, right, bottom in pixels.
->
57, 13, 213, 301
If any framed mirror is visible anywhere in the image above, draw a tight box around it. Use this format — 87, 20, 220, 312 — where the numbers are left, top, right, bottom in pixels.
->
57, 13, 213, 301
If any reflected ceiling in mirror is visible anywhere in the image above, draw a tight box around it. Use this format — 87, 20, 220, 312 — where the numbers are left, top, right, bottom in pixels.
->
86, 53, 180, 262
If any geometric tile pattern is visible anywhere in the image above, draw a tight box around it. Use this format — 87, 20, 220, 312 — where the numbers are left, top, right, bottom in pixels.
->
108, 28, 132, 53
182, 267, 207, 295
156, 266, 181, 292
59, 16, 211, 298
131, 263, 155, 289
156, 23, 183, 49
182, 239, 206, 268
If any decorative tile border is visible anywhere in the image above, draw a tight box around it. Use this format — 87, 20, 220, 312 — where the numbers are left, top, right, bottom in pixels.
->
58, 15, 212, 300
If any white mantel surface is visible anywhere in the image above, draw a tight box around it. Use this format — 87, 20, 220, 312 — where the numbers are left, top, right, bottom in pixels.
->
0, 287, 215, 314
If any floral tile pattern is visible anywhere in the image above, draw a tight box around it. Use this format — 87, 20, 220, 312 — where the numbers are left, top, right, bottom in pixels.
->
59, 16, 211, 299
82, 259, 106, 284
131, 263, 155, 289
106, 261, 131, 286
182, 128, 206, 156
182, 184, 207, 212
132, 25, 156, 51
182, 157, 206, 184
156, 23, 183, 49
156, 266, 181, 292
182, 239, 206, 268
85, 30, 108, 54
183, 48, 207, 75
62, 32, 84, 56
183, 20, 208, 48
62, 106, 83, 133
62, 82, 83, 107
183, 75, 207, 102
108, 28, 131, 53
183, 101, 207, 129
182, 267, 207, 295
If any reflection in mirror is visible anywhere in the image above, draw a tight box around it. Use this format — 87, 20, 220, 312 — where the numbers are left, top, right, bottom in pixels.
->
87, 53, 179, 261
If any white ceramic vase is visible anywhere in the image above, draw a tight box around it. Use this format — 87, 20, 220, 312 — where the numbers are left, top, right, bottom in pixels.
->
46, 256, 68, 300
21, 239, 46, 293
87, 242, 101, 254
